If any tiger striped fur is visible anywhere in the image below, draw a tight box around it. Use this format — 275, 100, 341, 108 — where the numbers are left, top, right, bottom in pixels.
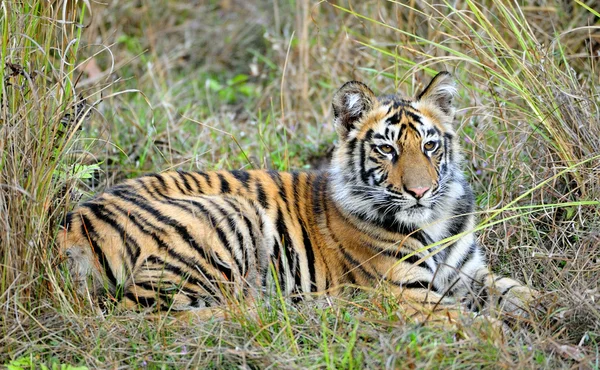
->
57, 72, 538, 319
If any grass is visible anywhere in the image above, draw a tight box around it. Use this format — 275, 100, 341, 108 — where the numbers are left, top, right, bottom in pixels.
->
1, 0, 599, 368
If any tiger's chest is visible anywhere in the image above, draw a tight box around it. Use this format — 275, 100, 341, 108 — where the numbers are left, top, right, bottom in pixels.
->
347, 211, 480, 294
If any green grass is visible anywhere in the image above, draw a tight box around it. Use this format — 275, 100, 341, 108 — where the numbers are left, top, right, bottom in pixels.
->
1, 0, 599, 368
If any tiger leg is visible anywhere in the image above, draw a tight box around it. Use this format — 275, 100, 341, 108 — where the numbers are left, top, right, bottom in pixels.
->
117, 255, 224, 314
471, 267, 540, 319
397, 287, 470, 325
397, 287, 506, 343
116, 270, 236, 323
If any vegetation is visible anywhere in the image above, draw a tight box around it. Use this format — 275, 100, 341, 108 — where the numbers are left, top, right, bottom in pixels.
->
1, 0, 599, 368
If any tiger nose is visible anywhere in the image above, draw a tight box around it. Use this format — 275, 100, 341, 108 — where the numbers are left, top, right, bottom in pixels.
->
406, 186, 430, 199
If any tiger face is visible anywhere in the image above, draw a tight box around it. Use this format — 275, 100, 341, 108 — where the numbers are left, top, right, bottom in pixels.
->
330, 72, 464, 226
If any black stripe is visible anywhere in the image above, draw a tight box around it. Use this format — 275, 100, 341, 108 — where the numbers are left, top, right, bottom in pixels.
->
320, 188, 357, 287
138, 280, 204, 310
403, 280, 431, 290
433, 231, 466, 263
300, 216, 316, 292
359, 142, 370, 184
135, 281, 176, 306
136, 178, 165, 201
255, 181, 268, 208
497, 284, 519, 308
268, 171, 288, 204
170, 197, 238, 280
311, 174, 325, 215
345, 267, 357, 286
270, 236, 286, 293
152, 173, 168, 191
443, 132, 454, 163
206, 199, 248, 276
339, 248, 378, 283
364, 167, 378, 178
223, 198, 256, 274
293, 253, 303, 297
384, 126, 390, 140
289, 172, 304, 294
453, 242, 477, 272
61, 212, 74, 229
395, 100, 410, 109
469, 274, 488, 311
276, 208, 297, 292
83, 202, 141, 269
397, 224, 429, 247
386, 111, 401, 125
184, 172, 204, 193
494, 276, 506, 283
107, 204, 218, 295
146, 175, 169, 197
217, 173, 230, 193
110, 189, 234, 281
367, 210, 430, 246
270, 172, 298, 291
135, 275, 202, 302
446, 198, 473, 237
80, 214, 118, 288
346, 138, 357, 165
502, 284, 518, 295
230, 170, 250, 188
176, 170, 194, 193
109, 201, 167, 234
195, 171, 212, 188
373, 244, 430, 271
405, 110, 423, 125
268, 170, 282, 186
145, 255, 218, 296
407, 121, 420, 137
125, 291, 156, 308
340, 241, 431, 289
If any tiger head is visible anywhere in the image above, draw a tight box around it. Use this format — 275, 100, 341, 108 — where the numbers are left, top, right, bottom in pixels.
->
329, 72, 466, 226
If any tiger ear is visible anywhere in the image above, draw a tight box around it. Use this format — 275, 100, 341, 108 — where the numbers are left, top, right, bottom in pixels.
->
416, 71, 456, 115
332, 81, 377, 139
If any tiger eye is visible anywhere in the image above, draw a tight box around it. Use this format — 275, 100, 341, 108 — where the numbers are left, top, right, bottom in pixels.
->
424, 141, 438, 151
378, 144, 395, 155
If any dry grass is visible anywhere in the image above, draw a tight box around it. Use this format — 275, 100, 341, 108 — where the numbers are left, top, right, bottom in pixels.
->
1, 0, 599, 368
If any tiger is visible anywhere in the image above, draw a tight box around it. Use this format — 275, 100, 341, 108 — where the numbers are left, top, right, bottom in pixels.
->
57, 71, 539, 322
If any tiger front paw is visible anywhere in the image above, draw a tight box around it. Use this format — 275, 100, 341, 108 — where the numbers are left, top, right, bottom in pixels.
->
497, 284, 543, 319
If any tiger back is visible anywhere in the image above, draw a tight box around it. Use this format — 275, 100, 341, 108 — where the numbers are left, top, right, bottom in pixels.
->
57, 72, 538, 318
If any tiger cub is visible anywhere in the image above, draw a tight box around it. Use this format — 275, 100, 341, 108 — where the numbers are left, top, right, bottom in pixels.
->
57, 72, 538, 319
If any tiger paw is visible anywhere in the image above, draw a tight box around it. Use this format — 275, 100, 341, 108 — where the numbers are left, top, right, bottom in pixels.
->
497, 285, 543, 319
